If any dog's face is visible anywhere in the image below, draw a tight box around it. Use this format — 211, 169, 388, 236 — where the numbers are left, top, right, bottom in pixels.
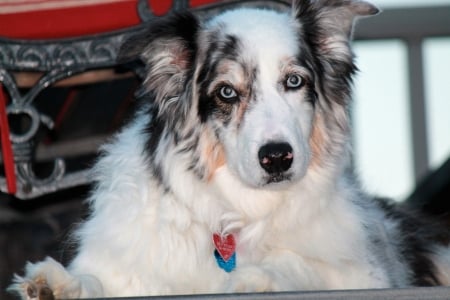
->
196, 9, 315, 187
119, 0, 378, 189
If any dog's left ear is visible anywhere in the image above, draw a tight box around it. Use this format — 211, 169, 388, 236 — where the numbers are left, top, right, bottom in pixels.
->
292, 0, 379, 63
292, 0, 379, 105
293, 0, 379, 40
118, 12, 199, 112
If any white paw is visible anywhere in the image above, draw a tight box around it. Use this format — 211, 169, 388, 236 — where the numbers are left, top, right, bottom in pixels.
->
226, 266, 277, 293
9, 257, 81, 300
9, 275, 54, 300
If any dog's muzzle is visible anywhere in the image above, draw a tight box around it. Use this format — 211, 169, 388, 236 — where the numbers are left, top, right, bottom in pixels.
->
258, 142, 293, 181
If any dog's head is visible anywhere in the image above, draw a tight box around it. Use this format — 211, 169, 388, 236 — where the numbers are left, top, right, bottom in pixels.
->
119, 0, 378, 189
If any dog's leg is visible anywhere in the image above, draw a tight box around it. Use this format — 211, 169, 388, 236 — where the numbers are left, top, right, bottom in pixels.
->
225, 265, 276, 293
8, 257, 103, 300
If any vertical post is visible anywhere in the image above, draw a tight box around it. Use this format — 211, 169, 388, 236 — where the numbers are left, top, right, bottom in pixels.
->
0, 83, 17, 194
407, 38, 429, 183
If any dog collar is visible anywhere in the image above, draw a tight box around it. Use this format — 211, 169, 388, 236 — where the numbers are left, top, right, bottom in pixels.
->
213, 233, 236, 272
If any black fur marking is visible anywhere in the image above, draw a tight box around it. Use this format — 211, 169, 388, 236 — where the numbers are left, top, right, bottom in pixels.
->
293, 54, 318, 108
118, 11, 199, 65
221, 34, 240, 60
121, 11, 201, 188
141, 101, 166, 185
197, 33, 241, 123
294, 3, 357, 106
376, 198, 447, 286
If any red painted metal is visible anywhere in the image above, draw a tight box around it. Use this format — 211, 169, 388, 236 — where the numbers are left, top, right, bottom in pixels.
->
0, 85, 17, 194
0, 0, 223, 39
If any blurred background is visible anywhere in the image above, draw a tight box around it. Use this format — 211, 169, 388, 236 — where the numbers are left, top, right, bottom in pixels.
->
353, 0, 450, 201
0, 0, 449, 299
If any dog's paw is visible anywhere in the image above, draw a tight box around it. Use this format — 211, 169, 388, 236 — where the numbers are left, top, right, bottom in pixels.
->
8, 257, 81, 300
10, 276, 55, 300
9, 274, 55, 300
226, 266, 277, 293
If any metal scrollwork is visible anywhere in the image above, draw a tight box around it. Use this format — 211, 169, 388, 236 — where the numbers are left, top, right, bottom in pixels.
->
0, 19, 143, 199
5, 104, 66, 197
0, 33, 129, 72
0, 69, 21, 105
0, 45, 14, 66
137, 0, 155, 22
172, 0, 190, 12
89, 39, 119, 62
137, 0, 190, 22
16, 46, 50, 69
16, 159, 66, 195
53, 45, 87, 67
6, 105, 49, 143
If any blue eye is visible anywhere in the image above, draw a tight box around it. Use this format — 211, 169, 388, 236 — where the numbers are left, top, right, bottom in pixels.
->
286, 74, 304, 89
218, 85, 238, 101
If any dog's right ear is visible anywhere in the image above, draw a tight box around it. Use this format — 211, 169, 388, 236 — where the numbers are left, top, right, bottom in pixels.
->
118, 12, 200, 102
118, 12, 199, 66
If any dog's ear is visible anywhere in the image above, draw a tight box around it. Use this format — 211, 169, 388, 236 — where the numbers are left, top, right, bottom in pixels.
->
118, 12, 199, 66
118, 12, 199, 116
293, 0, 379, 38
293, 0, 379, 40
292, 0, 378, 105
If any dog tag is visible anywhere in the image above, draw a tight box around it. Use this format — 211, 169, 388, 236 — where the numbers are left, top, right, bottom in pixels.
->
213, 233, 236, 262
214, 249, 236, 273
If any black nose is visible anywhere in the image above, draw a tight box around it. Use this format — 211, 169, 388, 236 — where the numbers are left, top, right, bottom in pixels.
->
258, 142, 293, 174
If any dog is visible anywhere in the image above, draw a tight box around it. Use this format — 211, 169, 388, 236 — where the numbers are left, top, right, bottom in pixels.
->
9, 0, 450, 298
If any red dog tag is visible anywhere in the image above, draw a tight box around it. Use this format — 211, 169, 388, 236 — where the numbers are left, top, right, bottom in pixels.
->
213, 233, 236, 262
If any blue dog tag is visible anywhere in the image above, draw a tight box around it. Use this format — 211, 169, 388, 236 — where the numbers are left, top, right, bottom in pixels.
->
214, 250, 236, 272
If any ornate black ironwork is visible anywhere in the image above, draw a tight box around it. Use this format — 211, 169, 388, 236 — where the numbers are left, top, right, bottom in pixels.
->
0, 0, 288, 199
0, 28, 146, 199
137, 0, 155, 22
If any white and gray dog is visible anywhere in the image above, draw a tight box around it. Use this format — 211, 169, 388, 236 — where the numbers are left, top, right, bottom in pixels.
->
9, 0, 450, 298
